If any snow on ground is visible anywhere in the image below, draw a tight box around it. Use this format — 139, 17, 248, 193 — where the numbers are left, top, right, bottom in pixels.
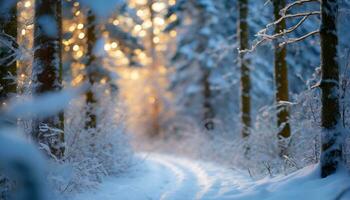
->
71, 153, 350, 200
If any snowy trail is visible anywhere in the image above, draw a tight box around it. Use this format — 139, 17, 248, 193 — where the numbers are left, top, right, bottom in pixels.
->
72, 152, 252, 200
71, 153, 350, 200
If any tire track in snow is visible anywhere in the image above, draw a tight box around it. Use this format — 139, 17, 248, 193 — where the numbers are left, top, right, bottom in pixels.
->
147, 154, 214, 200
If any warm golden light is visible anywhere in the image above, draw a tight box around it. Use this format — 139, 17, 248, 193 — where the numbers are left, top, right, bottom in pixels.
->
73, 44, 80, 51
169, 0, 176, 6
113, 19, 119, 26
104, 43, 111, 51
78, 32, 85, 39
153, 37, 160, 44
77, 23, 84, 29
154, 17, 165, 26
152, 2, 166, 12
130, 70, 140, 80
170, 30, 177, 37
24, 1, 31, 8
111, 42, 118, 48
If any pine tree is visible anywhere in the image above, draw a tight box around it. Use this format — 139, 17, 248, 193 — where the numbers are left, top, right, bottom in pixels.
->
319, 0, 342, 178
0, 1, 17, 107
32, 0, 64, 159
165, 0, 227, 131
273, 0, 291, 156
238, 0, 251, 138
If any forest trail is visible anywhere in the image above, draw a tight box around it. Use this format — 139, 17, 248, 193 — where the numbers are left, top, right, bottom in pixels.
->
72, 153, 253, 200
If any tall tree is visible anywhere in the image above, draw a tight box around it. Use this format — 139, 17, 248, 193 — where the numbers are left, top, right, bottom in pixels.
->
0, 0, 17, 107
165, 0, 220, 131
319, 0, 342, 178
85, 9, 98, 129
273, 0, 291, 156
148, 0, 161, 135
238, 0, 251, 138
32, 0, 64, 159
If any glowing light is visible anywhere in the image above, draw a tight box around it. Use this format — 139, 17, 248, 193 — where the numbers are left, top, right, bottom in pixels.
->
73, 2, 79, 7
152, 2, 166, 12
75, 10, 81, 16
136, 10, 144, 18
169, 14, 177, 21
75, 50, 83, 59
153, 37, 160, 44
154, 17, 165, 26
78, 32, 85, 39
142, 20, 152, 29
113, 19, 119, 25
136, 0, 147, 5
104, 43, 111, 51
169, 0, 176, 6
69, 24, 76, 32
153, 28, 160, 35
139, 30, 147, 37
111, 42, 118, 48
73, 44, 80, 51
139, 52, 147, 59
24, 1, 31, 8
170, 30, 177, 37
21, 29, 26, 36
134, 24, 142, 32
72, 74, 84, 86
100, 78, 107, 84
77, 23, 84, 29
130, 70, 140, 80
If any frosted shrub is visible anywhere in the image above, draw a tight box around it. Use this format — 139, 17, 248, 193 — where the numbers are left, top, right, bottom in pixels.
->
49, 84, 133, 194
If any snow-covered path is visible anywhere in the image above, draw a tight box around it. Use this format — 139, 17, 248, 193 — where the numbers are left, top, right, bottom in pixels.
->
72, 153, 252, 200
72, 153, 350, 200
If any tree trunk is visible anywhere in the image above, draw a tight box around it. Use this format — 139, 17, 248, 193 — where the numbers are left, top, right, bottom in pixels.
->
0, 1, 17, 107
148, 0, 161, 136
238, 0, 251, 138
32, 0, 64, 159
85, 10, 98, 129
273, 0, 291, 157
320, 0, 342, 178
203, 68, 214, 130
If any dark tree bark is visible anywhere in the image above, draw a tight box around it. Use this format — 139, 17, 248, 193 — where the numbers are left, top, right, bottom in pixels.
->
32, 0, 64, 159
238, 0, 251, 138
320, 0, 342, 178
196, 6, 215, 131
273, 0, 291, 157
85, 10, 98, 129
0, 1, 17, 107
203, 68, 214, 130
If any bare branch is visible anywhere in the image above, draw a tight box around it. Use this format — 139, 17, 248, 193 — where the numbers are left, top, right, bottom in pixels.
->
279, 30, 319, 47
281, 0, 320, 16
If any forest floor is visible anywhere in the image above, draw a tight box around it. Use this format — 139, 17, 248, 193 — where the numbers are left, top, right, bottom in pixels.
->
71, 153, 350, 200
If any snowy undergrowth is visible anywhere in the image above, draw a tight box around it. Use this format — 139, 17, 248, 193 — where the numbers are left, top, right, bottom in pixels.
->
133, 89, 325, 180
47, 84, 134, 196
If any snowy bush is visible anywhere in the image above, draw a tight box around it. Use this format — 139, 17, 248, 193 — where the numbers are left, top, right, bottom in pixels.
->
47, 83, 134, 194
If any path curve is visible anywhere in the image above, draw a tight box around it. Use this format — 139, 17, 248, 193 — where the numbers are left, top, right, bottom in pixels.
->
72, 153, 252, 200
